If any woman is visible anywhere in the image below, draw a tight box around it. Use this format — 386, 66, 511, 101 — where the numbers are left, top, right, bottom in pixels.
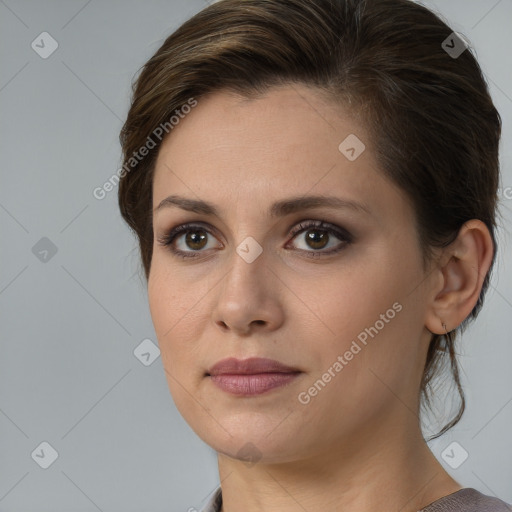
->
117, 0, 511, 510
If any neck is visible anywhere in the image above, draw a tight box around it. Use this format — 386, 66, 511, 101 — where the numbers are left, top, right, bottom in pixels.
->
217, 414, 462, 512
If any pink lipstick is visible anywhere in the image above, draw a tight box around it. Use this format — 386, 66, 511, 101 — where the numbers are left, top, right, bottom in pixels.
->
207, 357, 301, 396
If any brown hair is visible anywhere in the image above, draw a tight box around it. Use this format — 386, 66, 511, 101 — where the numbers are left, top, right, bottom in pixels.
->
118, 0, 502, 439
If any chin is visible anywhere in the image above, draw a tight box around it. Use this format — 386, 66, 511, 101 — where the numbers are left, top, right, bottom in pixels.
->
191, 411, 308, 464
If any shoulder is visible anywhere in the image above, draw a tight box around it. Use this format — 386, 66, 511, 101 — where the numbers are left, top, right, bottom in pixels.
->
420, 488, 512, 512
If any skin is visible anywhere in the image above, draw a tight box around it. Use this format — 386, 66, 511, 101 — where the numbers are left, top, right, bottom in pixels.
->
148, 84, 494, 512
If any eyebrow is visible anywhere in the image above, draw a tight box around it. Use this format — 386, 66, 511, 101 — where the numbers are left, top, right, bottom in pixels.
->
154, 194, 372, 218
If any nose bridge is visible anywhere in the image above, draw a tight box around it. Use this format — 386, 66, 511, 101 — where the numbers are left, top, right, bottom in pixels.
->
224, 233, 267, 297
221, 199, 268, 275
212, 233, 281, 333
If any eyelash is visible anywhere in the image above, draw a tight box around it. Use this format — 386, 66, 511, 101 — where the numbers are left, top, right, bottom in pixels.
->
156, 220, 353, 260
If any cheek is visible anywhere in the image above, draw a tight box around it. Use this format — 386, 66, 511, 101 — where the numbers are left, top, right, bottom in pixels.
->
306, 243, 424, 391
147, 264, 192, 365
147, 258, 214, 378
296, 301, 419, 439
312, 256, 407, 346
148, 254, 198, 334
147, 267, 206, 417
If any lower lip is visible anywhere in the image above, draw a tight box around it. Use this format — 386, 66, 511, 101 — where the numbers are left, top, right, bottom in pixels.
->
209, 372, 301, 395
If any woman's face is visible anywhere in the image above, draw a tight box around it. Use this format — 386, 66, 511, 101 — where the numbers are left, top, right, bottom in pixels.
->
149, 84, 436, 464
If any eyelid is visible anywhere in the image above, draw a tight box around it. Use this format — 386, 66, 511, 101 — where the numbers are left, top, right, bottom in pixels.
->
158, 221, 225, 260
287, 219, 353, 241
156, 219, 353, 258
156, 221, 223, 248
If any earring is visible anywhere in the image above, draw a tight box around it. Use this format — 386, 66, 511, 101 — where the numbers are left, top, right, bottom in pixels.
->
442, 322, 448, 334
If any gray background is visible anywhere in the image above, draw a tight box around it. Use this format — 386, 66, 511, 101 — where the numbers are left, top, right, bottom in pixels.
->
0, 0, 511, 510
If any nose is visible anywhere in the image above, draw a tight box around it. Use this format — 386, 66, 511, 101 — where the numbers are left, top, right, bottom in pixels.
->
211, 243, 285, 336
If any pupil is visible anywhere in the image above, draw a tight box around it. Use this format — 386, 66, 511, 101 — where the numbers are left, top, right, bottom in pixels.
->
307, 229, 328, 249
182, 228, 329, 251
186, 230, 207, 250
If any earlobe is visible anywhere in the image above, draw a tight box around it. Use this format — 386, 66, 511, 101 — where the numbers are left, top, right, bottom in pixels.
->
424, 220, 494, 336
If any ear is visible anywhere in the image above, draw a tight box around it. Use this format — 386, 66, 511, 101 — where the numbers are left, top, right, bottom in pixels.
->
424, 220, 494, 335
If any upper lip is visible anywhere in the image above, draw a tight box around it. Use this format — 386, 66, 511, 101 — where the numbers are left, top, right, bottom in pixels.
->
207, 357, 301, 376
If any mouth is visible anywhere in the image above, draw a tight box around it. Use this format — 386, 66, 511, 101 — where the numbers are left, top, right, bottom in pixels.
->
206, 357, 302, 396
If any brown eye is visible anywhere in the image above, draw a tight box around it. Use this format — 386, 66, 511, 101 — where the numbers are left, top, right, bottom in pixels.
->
156, 223, 222, 259
157, 219, 352, 260
288, 220, 352, 255
302, 229, 330, 250
183, 229, 208, 250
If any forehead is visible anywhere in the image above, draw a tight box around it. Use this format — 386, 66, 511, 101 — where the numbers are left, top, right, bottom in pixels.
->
152, 85, 410, 224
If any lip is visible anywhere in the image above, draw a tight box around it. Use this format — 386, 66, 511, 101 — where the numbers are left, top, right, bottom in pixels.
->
206, 357, 302, 396
207, 357, 300, 375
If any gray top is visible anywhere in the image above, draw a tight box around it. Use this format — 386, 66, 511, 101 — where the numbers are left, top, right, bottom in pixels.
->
199, 487, 512, 512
